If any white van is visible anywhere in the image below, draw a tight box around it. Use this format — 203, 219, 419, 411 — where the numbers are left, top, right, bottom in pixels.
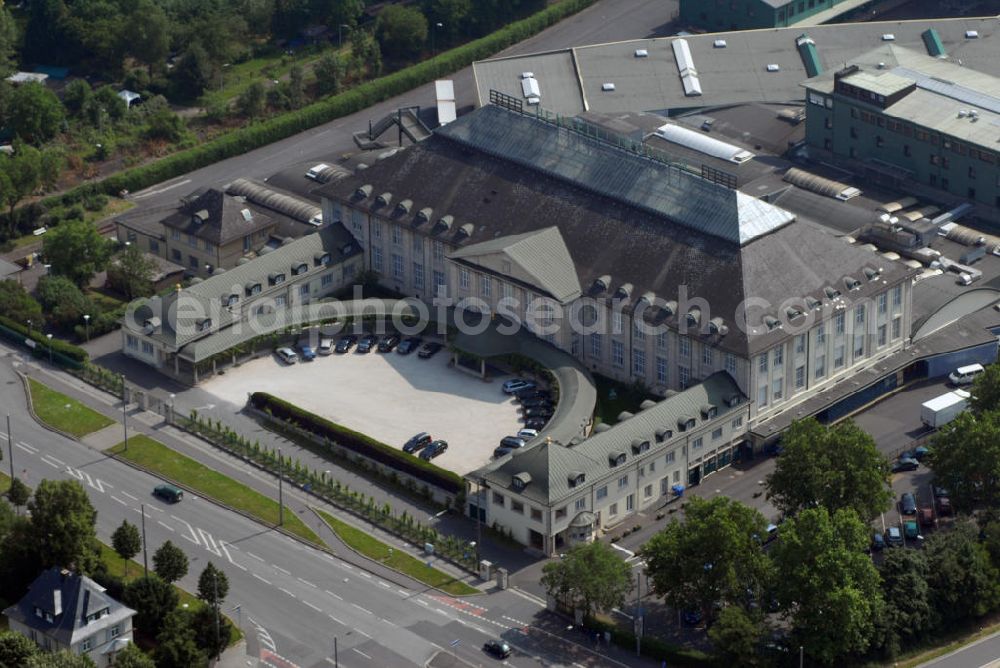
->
948, 363, 984, 386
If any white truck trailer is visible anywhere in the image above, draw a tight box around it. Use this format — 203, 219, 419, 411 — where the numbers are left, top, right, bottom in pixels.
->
920, 389, 970, 429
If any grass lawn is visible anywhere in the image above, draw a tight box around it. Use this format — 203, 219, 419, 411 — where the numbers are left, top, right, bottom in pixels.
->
106, 435, 322, 546
0, 470, 9, 494
28, 377, 115, 438
197, 44, 331, 109
314, 508, 477, 596
592, 374, 658, 427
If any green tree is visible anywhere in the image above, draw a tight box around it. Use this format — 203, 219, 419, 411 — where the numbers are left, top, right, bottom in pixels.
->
924, 520, 1000, 629
765, 418, 891, 521
928, 410, 1000, 513
236, 81, 266, 119
0, 145, 41, 237
642, 496, 773, 623
88, 85, 127, 125
0, 7, 17, 77
982, 514, 1000, 569
421, 0, 471, 43
197, 562, 229, 607
0, 280, 43, 326
125, 0, 171, 74
770, 507, 884, 665
153, 609, 206, 668
63, 79, 94, 117
969, 363, 1000, 414
122, 575, 178, 636
191, 604, 233, 659
540, 541, 632, 619
375, 5, 428, 59
876, 546, 933, 658
314, 52, 346, 96
27, 479, 98, 573
7, 478, 31, 515
708, 606, 767, 666
35, 275, 94, 331
107, 245, 157, 300
108, 642, 154, 668
144, 107, 185, 142
0, 629, 40, 667
7, 83, 64, 144
42, 220, 112, 287
111, 520, 142, 578
171, 43, 212, 100
152, 540, 188, 584
25, 649, 95, 668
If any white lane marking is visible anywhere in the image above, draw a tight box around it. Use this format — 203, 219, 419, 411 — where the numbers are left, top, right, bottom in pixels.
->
110, 495, 127, 506
297, 577, 317, 588
157, 521, 174, 532
302, 600, 322, 612
252, 573, 271, 585
39, 455, 61, 469
45, 455, 66, 466
378, 581, 390, 588
121, 491, 138, 501
273, 565, 291, 576
397, 589, 408, 597
17, 441, 38, 453
218, 540, 245, 570
352, 648, 372, 660
435, 608, 448, 617
356, 630, 372, 640
246, 552, 264, 562
133, 178, 191, 199
171, 516, 200, 546
352, 603, 372, 615
381, 618, 397, 627
144, 505, 164, 513
342, 564, 353, 570
279, 587, 295, 598
197, 528, 222, 556
360, 571, 371, 579
325, 590, 343, 601
328, 613, 345, 625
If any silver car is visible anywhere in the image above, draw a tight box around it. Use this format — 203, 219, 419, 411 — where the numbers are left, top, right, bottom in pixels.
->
275, 347, 298, 364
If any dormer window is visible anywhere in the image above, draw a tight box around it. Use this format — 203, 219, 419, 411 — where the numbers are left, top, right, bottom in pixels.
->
314, 252, 331, 266
677, 416, 696, 432
662, 301, 677, 317
709, 317, 727, 335
609, 452, 627, 467
686, 309, 701, 327
824, 286, 841, 299
292, 262, 308, 276
631, 439, 650, 455
196, 317, 212, 332
701, 404, 717, 419
764, 316, 780, 331
245, 282, 262, 297
224, 294, 238, 307
269, 272, 286, 285
726, 394, 742, 408
568, 472, 586, 488
512, 472, 532, 491
844, 276, 862, 291
806, 296, 822, 310
655, 427, 673, 443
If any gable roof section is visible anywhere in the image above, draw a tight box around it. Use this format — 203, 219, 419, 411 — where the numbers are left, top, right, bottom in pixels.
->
449, 227, 582, 303
161, 189, 277, 245
435, 105, 794, 245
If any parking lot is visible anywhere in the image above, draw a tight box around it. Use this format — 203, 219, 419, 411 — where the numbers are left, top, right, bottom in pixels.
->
202, 342, 524, 475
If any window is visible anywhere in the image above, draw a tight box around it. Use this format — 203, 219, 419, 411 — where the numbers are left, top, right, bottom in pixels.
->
612, 312, 623, 334
644, 484, 653, 498
109, 625, 120, 639
732, 416, 743, 429
81, 636, 93, 652
633, 349, 645, 376
758, 353, 768, 373
835, 312, 845, 335
433, 241, 444, 263
815, 353, 826, 378
596, 486, 608, 500
795, 334, 806, 355
648, 461, 656, 473
300, 284, 310, 298
511, 500, 524, 514
656, 356, 667, 384
141, 341, 154, 355
878, 323, 887, 347
673, 470, 680, 482
892, 285, 902, 308
712, 427, 723, 440
372, 247, 383, 272
702, 346, 713, 366
612, 340, 625, 368
433, 270, 445, 293
609, 503, 619, 517
391, 225, 401, 245
590, 333, 603, 359
679, 337, 691, 357
816, 324, 826, 345
149, 239, 159, 252
854, 332, 865, 359
575, 497, 586, 511
126, 335, 138, 350
413, 263, 424, 288
892, 316, 902, 340
501, 281, 513, 299
773, 347, 783, 367
171, 229, 180, 240
878, 293, 887, 314
678, 365, 690, 389
492, 492, 505, 506
772, 376, 783, 401
692, 437, 703, 450
618, 475, 629, 489
481, 275, 491, 298
275, 295, 286, 306
187, 233, 198, 248
391, 254, 403, 279
657, 331, 667, 349
633, 320, 645, 342
758, 385, 768, 407
531, 507, 543, 522
243, 235, 251, 252
459, 268, 470, 290
626, 495, 634, 512
189, 255, 198, 269
666, 451, 675, 464
350, 209, 363, 232
555, 507, 567, 520
372, 221, 382, 240
834, 343, 845, 368
501, 260, 511, 274
725, 354, 737, 375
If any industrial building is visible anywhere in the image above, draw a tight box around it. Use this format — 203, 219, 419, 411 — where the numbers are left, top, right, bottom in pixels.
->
680, 0, 856, 31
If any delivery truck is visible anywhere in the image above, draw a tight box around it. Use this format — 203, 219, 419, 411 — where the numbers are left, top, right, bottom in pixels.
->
920, 390, 970, 429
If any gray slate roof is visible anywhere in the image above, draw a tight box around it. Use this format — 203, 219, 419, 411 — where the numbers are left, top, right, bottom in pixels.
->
474, 371, 744, 505
161, 188, 277, 245
3, 569, 135, 647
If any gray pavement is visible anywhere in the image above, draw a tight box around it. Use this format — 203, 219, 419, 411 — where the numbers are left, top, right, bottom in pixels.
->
919, 630, 1000, 668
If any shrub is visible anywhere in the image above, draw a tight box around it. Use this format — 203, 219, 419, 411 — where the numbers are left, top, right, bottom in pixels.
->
0, 315, 89, 364
583, 616, 713, 667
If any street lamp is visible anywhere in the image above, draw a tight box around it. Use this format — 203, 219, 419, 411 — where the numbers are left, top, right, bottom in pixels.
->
83, 314, 90, 342
121, 373, 128, 452
431, 22, 443, 55
26, 319, 32, 334
45, 333, 52, 364
338, 24, 350, 50
219, 63, 230, 91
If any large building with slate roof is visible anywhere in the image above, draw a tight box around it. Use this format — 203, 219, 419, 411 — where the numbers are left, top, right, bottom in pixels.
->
3, 568, 135, 667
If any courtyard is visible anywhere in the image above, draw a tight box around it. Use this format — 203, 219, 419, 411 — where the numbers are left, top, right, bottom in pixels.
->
201, 343, 525, 475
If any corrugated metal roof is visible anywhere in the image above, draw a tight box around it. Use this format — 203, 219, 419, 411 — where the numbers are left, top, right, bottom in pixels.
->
435, 105, 793, 245
892, 64, 1000, 114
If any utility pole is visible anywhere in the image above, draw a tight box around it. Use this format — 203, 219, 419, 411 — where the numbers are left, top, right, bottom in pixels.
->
278, 448, 284, 526
140, 504, 148, 577
475, 478, 483, 564
6, 415, 13, 482
213, 569, 221, 661
800, 645, 804, 668
121, 374, 128, 452
635, 570, 642, 657
333, 637, 338, 667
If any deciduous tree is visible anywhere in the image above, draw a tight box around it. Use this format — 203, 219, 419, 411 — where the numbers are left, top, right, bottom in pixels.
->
928, 411, 1000, 513
0, 8, 19, 78
765, 418, 891, 521
25, 648, 95, 667
152, 541, 188, 584
122, 575, 178, 636
27, 479, 98, 573
540, 541, 631, 619
236, 81, 266, 119
7, 83, 64, 144
968, 363, 1000, 414
0, 280, 43, 326
111, 520, 141, 578
708, 606, 767, 666
107, 642, 154, 668
0, 629, 39, 666
125, 0, 171, 74
924, 520, 1000, 629
107, 244, 157, 300
7, 478, 30, 515
153, 609, 205, 668
42, 220, 112, 287
375, 5, 428, 59
197, 562, 229, 607
35, 275, 94, 330
876, 546, 933, 658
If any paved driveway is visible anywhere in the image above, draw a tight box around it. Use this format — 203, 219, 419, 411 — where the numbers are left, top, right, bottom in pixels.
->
202, 346, 522, 475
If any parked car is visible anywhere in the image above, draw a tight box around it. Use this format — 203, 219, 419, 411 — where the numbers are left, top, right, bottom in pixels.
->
318, 338, 335, 355
297, 343, 317, 361
403, 432, 432, 454
493, 446, 513, 459
517, 428, 539, 441
933, 485, 949, 499
681, 609, 702, 626
420, 440, 448, 460
500, 436, 526, 450
900, 492, 917, 516
153, 484, 184, 503
918, 506, 936, 528
378, 334, 401, 352
524, 417, 548, 430
335, 334, 358, 353
357, 334, 379, 353
949, 363, 985, 386
515, 389, 551, 402
483, 639, 511, 659
903, 519, 920, 540
417, 341, 443, 359
885, 526, 904, 547
275, 347, 298, 364
503, 379, 536, 394
912, 446, 930, 461
521, 397, 554, 409
935, 496, 952, 516
397, 337, 422, 355
870, 532, 885, 552
892, 457, 919, 473
523, 406, 554, 418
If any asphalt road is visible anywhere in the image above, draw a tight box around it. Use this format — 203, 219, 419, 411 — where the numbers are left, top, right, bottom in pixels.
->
127, 0, 680, 211
1, 345, 660, 667
919, 630, 1000, 668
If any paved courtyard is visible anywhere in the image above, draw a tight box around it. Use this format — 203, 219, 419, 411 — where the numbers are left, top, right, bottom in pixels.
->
201, 346, 523, 474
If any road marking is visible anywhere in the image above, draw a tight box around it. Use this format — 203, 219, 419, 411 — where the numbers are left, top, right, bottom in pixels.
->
302, 600, 322, 612
219, 540, 244, 571
341, 563, 352, 570
246, 552, 264, 562
172, 516, 200, 546
144, 505, 163, 513
16, 441, 38, 454
381, 618, 397, 627
352, 648, 372, 660
435, 608, 448, 617
325, 590, 343, 601
273, 565, 291, 576
297, 577, 317, 588
328, 614, 345, 625
120, 491, 138, 501
360, 571, 371, 579
197, 528, 222, 556
39, 455, 62, 469
416, 599, 429, 607
110, 495, 127, 506
378, 581, 390, 588
65, 466, 110, 492
352, 603, 372, 615
252, 573, 271, 585
279, 587, 295, 598
133, 178, 191, 199
45, 455, 66, 466
356, 630, 371, 639
397, 589, 408, 596
157, 521, 174, 532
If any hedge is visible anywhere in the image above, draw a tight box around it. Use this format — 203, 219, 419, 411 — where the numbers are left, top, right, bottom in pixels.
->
584, 616, 713, 667
249, 392, 465, 494
1, 0, 597, 239
0, 315, 89, 363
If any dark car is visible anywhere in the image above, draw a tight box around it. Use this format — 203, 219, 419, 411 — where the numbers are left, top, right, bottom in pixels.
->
500, 436, 526, 450
397, 337, 422, 355
524, 417, 548, 430
682, 609, 702, 626
153, 484, 183, 503
933, 485, 949, 498
900, 492, 917, 516
417, 341, 443, 359
903, 519, 920, 540
521, 397, 554, 409
912, 446, 930, 461
493, 446, 513, 459
378, 334, 401, 352
502, 379, 536, 394
871, 532, 885, 552
523, 406, 554, 418
885, 526, 904, 547
403, 432, 432, 454
357, 333, 379, 353
515, 389, 551, 402
420, 439, 448, 460
483, 639, 511, 659
335, 334, 358, 353
918, 506, 936, 528
297, 343, 317, 361
892, 457, 919, 473
936, 496, 952, 516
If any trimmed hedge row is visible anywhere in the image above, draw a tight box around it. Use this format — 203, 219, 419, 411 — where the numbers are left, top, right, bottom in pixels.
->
249, 392, 465, 494
0, 315, 90, 363
16, 0, 596, 222
584, 616, 713, 667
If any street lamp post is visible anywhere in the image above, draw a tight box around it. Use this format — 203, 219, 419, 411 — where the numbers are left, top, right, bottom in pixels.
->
339, 24, 350, 50
333, 637, 339, 667
45, 333, 53, 364
431, 22, 443, 55
121, 374, 128, 452
6, 415, 14, 482
278, 448, 284, 526
83, 314, 90, 342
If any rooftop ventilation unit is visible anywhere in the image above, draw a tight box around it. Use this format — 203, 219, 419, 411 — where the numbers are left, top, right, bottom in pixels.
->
601, 83, 616, 92
766, 64, 780, 72
965, 30, 979, 39
240, 208, 253, 222
881, 34, 895, 41
520, 71, 534, 79
713, 39, 727, 48
634, 49, 648, 58
521, 76, 540, 99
